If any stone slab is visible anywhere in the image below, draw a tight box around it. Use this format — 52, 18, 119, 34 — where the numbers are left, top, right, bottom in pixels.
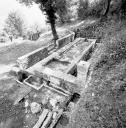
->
77, 61, 90, 82
56, 32, 75, 48
27, 66, 83, 93
33, 109, 49, 128
16, 31, 75, 70
65, 39, 96, 74
17, 47, 48, 70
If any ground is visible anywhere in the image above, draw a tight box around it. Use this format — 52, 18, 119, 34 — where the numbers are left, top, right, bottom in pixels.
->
0, 28, 72, 128
63, 18, 126, 128
1, 5, 126, 127
0, 23, 89, 128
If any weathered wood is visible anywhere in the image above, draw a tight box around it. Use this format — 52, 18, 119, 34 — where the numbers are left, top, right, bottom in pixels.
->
49, 109, 63, 128
14, 82, 32, 105
33, 109, 49, 128
41, 112, 53, 128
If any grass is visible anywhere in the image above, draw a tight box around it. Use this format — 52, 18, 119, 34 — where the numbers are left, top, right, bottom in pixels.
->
1, 17, 126, 128
62, 18, 126, 128
0, 30, 71, 65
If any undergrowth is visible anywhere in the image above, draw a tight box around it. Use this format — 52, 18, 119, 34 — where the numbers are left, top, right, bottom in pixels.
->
66, 19, 126, 128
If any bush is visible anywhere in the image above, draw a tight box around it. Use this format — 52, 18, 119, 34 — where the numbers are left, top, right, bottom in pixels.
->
77, 0, 89, 20
88, 0, 106, 18
63, 19, 126, 128
77, 0, 107, 20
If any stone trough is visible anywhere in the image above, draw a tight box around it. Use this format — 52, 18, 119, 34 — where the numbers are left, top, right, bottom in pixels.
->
26, 38, 96, 86
14, 35, 97, 128
16, 31, 75, 70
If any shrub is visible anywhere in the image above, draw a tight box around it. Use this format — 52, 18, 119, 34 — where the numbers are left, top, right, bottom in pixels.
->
88, 0, 106, 18
77, 0, 89, 20
63, 19, 126, 128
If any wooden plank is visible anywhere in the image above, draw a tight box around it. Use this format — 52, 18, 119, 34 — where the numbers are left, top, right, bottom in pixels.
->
41, 112, 53, 128
14, 82, 32, 105
49, 109, 63, 128
33, 109, 49, 128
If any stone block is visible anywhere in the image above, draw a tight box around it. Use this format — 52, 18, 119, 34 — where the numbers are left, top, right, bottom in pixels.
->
77, 61, 90, 82
17, 47, 48, 69
30, 102, 41, 114
56, 32, 75, 48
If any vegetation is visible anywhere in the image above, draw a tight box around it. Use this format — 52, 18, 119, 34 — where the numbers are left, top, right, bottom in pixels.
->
2, 0, 126, 128
77, 0, 89, 20
3, 11, 26, 38
77, 0, 126, 20
66, 19, 126, 128
60, 1, 126, 127
17, 0, 68, 46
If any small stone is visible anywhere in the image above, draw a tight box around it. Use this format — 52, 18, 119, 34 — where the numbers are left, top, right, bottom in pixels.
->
53, 112, 57, 119
92, 93, 95, 97
50, 98, 57, 108
41, 98, 48, 105
67, 102, 75, 112
30, 102, 41, 114
25, 100, 29, 108
25, 109, 28, 113
25, 95, 29, 99
33, 94, 37, 98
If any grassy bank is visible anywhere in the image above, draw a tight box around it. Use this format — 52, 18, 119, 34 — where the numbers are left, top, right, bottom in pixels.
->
66, 19, 126, 128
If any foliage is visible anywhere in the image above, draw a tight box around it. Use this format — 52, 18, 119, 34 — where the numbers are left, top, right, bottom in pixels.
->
56, 0, 71, 24
17, 0, 68, 42
77, 0, 126, 20
64, 19, 126, 128
88, 0, 106, 18
77, 0, 89, 20
3, 11, 25, 38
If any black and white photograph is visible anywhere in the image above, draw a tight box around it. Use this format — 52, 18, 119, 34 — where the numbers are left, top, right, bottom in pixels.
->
0, 0, 126, 128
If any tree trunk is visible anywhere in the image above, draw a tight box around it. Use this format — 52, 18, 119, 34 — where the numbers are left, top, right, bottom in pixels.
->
101, 0, 111, 21
103, 0, 111, 17
50, 20, 59, 43
40, 2, 59, 47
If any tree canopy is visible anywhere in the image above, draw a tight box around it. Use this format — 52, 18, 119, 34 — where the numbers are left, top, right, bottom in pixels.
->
17, 0, 68, 45
4, 11, 25, 38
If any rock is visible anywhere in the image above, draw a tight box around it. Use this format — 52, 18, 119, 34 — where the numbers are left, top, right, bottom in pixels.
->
30, 102, 41, 114
33, 94, 37, 98
50, 98, 57, 108
25, 100, 29, 108
53, 112, 57, 119
41, 97, 48, 105
67, 102, 75, 112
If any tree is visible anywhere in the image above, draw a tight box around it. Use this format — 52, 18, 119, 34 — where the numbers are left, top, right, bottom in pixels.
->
56, 0, 70, 24
17, 0, 67, 46
4, 11, 25, 38
77, 0, 89, 20
103, 0, 112, 17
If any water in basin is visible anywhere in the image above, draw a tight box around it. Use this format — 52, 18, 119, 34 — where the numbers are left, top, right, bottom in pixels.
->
46, 59, 70, 72
60, 40, 91, 61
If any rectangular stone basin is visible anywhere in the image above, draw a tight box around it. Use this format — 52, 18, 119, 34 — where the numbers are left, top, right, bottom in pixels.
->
59, 39, 91, 62
46, 58, 70, 72
45, 38, 92, 73
24, 75, 44, 90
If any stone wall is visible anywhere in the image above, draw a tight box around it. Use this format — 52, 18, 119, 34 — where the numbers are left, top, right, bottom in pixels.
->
17, 31, 75, 70
17, 47, 48, 70
56, 32, 75, 48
